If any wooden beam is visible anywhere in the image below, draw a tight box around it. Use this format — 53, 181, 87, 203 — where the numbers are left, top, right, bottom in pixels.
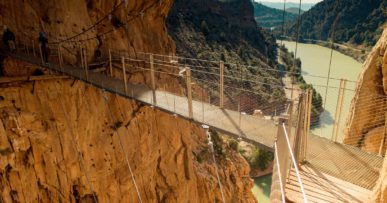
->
186, 67, 193, 118
122, 57, 128, 95
219, 61, 224, 108
150, 54, 157, 105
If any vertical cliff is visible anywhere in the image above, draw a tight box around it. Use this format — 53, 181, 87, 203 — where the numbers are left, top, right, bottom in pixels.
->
344, 28, 387, 154
0, 0, 256, 202
344, 28, 387, 202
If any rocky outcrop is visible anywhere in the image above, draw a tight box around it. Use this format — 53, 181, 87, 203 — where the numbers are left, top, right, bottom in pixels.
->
0, 0, 256, 202
344, 28, 387, 154
0, 79, 255, 202
344, 28, 387, 202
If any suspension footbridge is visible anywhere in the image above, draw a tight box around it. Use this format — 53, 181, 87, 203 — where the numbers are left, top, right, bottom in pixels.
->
0, 39, 384, 202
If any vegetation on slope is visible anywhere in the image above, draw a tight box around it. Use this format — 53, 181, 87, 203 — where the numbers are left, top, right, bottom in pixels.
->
167, 0, 287, 112
253, 2, 298, 28
283, 0, 387, 47
260, 2, 315, 11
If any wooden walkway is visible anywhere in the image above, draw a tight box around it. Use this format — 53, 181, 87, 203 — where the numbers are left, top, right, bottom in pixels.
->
1, 51, 384, 198
286, 165, 372, 203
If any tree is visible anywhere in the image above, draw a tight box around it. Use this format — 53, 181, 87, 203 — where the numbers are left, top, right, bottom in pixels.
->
201, 20, 209, 36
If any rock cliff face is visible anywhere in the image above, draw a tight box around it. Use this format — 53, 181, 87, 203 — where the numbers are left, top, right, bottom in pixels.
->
0, 0, 256, 202
344, 28, 387, 202
344, 28, 387, 154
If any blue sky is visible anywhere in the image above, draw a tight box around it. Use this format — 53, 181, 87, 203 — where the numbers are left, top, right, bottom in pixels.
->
256, 0, 322, 3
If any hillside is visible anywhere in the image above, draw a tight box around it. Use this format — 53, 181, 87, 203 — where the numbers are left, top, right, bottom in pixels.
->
260, 2, 315, 11
253, 2, 298, 28
284, 0, 387, 47
286, 7, 304, 15
167, 0, 287, 110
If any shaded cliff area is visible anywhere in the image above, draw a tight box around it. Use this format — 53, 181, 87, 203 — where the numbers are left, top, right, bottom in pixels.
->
0, 0, 256, 202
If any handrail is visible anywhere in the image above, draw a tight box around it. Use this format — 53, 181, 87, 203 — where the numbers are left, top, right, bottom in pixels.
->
282, 123, 308, 202
274, 141, 286, 203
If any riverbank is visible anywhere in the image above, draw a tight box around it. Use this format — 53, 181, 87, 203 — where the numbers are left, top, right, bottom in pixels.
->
301, 39, 369, 63
279, 38, 370, 63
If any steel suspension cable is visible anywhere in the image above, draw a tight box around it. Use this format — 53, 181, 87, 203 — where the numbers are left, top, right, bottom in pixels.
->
286, 0, 303, 101
55, 87, 98, 203
52, 1, 126, 44
280, 0, 287, 46
206, 130, 225, 203
101, 90, 143, 203
323, 0, 341, 109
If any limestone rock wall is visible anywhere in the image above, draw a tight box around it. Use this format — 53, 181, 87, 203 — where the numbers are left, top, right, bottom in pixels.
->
344, 28, 387, 202
0, 79, 255, 202
344, 28, 387, 154
0, 0, 256, 202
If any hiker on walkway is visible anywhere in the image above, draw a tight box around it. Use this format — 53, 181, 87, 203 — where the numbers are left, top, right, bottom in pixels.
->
38, 32, 49, 63
2, 27, 16, 52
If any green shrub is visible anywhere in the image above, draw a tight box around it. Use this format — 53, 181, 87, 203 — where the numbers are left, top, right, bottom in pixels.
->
228, 139, 239, 151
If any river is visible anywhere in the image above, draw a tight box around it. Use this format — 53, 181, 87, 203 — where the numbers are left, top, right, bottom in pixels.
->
280, 41, 363, 141
252, 41, 363, 202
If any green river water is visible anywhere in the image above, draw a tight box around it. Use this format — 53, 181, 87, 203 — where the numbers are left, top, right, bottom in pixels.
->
252, 41, 363, 202
281, 41, 363, 141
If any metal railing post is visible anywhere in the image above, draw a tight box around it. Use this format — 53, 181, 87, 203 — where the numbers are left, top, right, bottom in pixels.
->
186, 67, 193, 119
332, 79, 343, 141
80, 46, 84, 69
39, 43, 44, 64
32, 40, 36, 57
84, 48, 88, 80
276, 116, 290, 188
122, 57, 128, 95
334, 79, 346, 142
219, 61, 224, 108
58, 43, 62, 69
109, 49, 113, 77
150, 54, 157, 105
